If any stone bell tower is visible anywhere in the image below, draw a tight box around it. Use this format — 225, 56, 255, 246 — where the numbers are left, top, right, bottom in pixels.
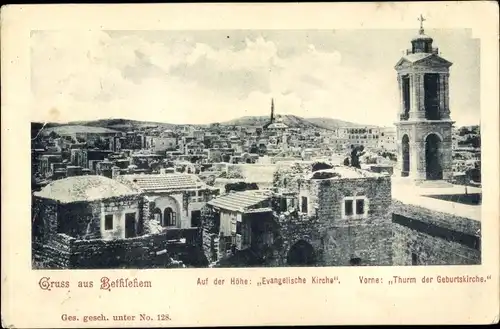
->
394, 15, 454, 182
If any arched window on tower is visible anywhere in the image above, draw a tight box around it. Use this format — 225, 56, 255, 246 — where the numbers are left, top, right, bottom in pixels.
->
424, 74, 441, 120
401, 74, 411, 120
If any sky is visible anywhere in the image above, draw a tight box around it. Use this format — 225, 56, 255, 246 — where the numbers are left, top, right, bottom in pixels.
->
30, 28, 480, 126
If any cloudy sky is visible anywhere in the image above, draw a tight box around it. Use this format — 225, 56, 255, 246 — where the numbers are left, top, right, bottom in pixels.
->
31, 28, 480, 126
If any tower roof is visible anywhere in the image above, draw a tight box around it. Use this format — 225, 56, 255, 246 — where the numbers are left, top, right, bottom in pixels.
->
412, 14, 433, 42
411, 32, 433, 42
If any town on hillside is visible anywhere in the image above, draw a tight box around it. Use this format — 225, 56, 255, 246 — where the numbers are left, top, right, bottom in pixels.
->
31, 21, 481, 270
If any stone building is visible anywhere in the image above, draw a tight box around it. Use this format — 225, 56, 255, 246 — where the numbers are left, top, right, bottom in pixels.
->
379, 127, 397, 151
32, 175, 204, 269
394, 21, 453, 181
33, 175, 142, 243
274, 166, 393, 266
116, 173, 219, 230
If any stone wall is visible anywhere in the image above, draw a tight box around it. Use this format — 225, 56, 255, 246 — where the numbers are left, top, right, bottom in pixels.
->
276, 214, 324, 266
391, 200, 481, 265
34, 228, 202, 269
32, 198, 58, 244
57, 201, 101, 239
322, 223, 393, 266
70, 233, 167, 268
275, 175, 394, 267
33, 233, 73, 269
391, 200, 480, 236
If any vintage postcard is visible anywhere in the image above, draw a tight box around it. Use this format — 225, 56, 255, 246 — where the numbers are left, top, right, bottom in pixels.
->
2, 2, 499, 327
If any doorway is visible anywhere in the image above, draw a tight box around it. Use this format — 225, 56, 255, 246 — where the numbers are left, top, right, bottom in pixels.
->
286, 240, 316, 266
125, 213, 136, 238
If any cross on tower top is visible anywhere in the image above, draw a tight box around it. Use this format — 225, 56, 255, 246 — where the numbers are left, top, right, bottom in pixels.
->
418, 14, 426, 33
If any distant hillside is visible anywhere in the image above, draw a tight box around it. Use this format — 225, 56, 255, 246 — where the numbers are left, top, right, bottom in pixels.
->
31, 114, 376, 135
305, 117, 377, 129
43, 125, 120, 135
220, 115, 322, 129
69, 118, 179, 132
220, 115, 373, 130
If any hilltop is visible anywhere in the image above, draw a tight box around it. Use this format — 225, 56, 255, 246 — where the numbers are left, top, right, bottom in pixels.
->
31, 115, 376, 135
220, 115, 320, 129
219, 115, 370, 130
68, 118, 178, 131
306, 117, 379, 129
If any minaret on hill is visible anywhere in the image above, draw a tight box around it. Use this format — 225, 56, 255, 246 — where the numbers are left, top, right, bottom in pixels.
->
270, 98, 275, 124
263, 98, 275, 130
394, 15, 454, 183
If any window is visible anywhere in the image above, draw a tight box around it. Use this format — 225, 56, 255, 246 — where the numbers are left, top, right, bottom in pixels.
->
356, 199, 365, 215
104, 214, 113, 230
343, 196, 368, 219
345, 200, 353, 216
236, 221, 242, 235
191, 210, 201, 227
280, 198, 287, 212
301, 196, 308, 213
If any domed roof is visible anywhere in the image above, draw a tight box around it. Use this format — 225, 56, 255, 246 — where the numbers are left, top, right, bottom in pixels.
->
412, 33, 433, 42
411, 28, 433, 42
34, 175, 138, 203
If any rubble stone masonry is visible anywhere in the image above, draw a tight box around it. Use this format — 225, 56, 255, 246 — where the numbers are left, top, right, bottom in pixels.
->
277, 175, 394, 266
391, 200, 480, 265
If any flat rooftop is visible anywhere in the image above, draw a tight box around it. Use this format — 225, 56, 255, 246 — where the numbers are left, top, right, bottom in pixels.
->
391, 177, 481, 222
306, 166, 386, 180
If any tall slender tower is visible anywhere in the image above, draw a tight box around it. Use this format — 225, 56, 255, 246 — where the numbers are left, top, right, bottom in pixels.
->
270, 98, 275, 124
394, 15, 454, 182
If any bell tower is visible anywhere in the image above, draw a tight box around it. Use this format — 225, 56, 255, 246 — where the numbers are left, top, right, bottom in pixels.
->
394, 15, 454, 182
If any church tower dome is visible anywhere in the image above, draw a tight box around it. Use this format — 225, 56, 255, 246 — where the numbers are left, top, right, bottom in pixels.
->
410, 15, 434, 54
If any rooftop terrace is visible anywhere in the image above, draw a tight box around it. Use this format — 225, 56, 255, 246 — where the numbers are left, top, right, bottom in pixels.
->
391, 177, 481, 222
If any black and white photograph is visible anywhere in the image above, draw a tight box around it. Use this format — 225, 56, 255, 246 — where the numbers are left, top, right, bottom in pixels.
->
29, 17, 483, 270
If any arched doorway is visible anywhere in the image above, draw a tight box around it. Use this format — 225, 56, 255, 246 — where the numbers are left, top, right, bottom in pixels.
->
163, 207, 177, 227
286, 240, 316, 266
401, 134, 410, 177
425, 133, 443, 180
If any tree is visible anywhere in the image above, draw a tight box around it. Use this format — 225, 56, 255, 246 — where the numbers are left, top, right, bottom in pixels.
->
48, 131, 60, 140
350, 145, 365, 169
249, 145, 259, 154
311, 162, 333, 172
94, 137, 110, 150
203, 139, 213, 149
458, 127, 471, 136
224, 182, 259, 193
190, 156, 201, 164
